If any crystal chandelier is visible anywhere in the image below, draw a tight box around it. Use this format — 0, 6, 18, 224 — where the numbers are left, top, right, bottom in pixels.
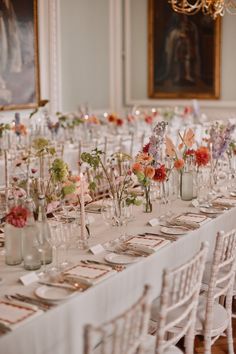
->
169, 0, 236, 19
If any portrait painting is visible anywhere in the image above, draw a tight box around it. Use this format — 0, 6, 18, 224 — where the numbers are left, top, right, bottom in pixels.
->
148, 0, 221, 99
0, 0, 40, 110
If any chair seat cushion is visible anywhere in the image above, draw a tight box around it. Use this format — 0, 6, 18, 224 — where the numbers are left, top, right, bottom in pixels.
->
151, 294, 229, 337
142, 334, 183, 354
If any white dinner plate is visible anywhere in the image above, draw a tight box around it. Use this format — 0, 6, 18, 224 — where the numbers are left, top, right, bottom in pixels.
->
35, 285, 76, 302
199, 207, 223, 215
160, 226, 187, 235
104, 253, 140, 265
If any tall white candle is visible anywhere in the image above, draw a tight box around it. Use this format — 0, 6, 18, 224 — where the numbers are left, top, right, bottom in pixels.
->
80, 173, 86, 241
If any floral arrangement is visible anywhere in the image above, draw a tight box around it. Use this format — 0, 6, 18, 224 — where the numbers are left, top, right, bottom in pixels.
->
107, 113, 124, 127
209, 122, 235, 160
165, 128, 210, 171
6, 206, 29, 228
132, 122, 168, 212
57, 112, 84, 129
0, 123, 11, 138
81, 149, 140, 207
86, 115, 101, 125
13, 123, 27, 136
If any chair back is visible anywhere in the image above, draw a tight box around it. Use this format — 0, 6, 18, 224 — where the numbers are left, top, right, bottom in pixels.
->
156, 242, 208, 354
205, 229, 236, 336
84, 285, 151, 354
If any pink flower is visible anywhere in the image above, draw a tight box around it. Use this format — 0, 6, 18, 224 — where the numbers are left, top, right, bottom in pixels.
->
6, 206, 29, 228
145, 115, 153, 125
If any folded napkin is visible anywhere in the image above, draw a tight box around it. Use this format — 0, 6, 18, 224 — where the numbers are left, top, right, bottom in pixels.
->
0, 300, 42, 330
213, 197, 236, 207
125, 236, 170, 254
176, 214, 208, 225
64, 264, 116, 286
169, 217, 200, 230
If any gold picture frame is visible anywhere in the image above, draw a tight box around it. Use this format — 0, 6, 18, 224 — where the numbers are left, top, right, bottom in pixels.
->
0, 0, 40, 110
148, 0, 221, 99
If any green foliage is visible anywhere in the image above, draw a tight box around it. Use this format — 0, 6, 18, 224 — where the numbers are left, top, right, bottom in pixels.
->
81, 149, 104, 169
0, 123, 11, 138
126, 193, 142, 206
61, 182, 76, 197
50, 158, 69, 183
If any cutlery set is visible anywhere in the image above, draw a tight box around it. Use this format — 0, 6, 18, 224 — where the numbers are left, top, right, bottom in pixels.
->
4, 294, 54, 311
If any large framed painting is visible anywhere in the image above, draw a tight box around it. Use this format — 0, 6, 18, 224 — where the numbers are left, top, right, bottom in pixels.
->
148, 0, 221, 99
0, 0, 40, 110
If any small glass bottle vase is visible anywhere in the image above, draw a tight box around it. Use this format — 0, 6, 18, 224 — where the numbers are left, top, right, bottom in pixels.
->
142, 186, 152, 213
5, 223, 23, 266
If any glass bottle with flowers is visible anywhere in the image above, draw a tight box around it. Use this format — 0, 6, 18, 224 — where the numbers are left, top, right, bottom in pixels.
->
133, 122, 168, 213
81, 149, 141, 224
5, 201, 28, 265
166, 128, 196, 201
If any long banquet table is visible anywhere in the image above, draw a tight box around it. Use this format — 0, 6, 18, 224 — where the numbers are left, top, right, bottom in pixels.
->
1, 198, 236, 354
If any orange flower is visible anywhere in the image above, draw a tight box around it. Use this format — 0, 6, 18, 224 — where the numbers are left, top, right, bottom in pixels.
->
144, 166, 155, 179
88, 116, 100, 125
195, 146, 210, 166
153, 165, 167, 182
174, 158, 184, 170
132, 162, 143, 174
107, 114, 117, 123
136, 152, 154, 165
13, 124, 27, 135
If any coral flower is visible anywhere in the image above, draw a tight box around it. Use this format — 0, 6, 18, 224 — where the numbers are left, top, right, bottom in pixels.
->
174, 158, 184, 170
136, 152, 154, 165
6, 206, 29, 228
195, 146, 210, 166
132, 162, 143, 174
144, 166, 155, 179
153, 165, 167, 182
145, 115, 153, 125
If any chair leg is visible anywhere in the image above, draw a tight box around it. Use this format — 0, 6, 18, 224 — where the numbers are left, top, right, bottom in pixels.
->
203, 334, 212, 354
226, 323, 235, 354
184, 325, 195, 354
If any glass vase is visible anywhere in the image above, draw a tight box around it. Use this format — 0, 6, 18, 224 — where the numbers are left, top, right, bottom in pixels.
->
180, 171, 193, 201
142, 186, 152, 213
5, 223, 23, 266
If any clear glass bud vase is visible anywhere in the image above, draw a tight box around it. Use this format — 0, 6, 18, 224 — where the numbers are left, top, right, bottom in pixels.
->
142, 185, 152, 213
5, 223, 23, 266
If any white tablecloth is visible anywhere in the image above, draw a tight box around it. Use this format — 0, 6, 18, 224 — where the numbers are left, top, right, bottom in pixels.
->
0, 200, 236, 354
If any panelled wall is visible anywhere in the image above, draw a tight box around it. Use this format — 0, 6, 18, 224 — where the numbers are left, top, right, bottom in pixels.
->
2, 0, 236, 120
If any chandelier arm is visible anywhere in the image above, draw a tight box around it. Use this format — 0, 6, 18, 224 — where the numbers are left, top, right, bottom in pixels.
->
169, 0, 236, 17
225, 0, 236, 14
169, 0, 206, 15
